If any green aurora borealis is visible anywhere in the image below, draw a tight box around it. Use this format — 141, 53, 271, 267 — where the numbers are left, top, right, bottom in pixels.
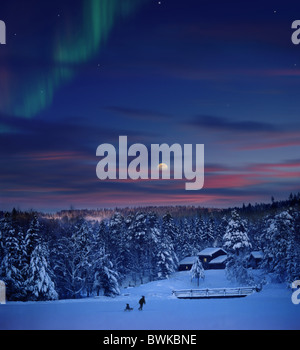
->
1, 0, 149, 120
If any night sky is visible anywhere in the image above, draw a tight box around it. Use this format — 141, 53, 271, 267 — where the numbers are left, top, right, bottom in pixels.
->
0, 0, 300, 212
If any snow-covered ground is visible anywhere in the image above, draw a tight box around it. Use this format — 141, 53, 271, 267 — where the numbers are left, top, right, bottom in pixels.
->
0, 270, 299, 330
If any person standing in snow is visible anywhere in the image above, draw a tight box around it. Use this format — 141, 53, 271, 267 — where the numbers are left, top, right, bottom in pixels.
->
138, 296, 146, 310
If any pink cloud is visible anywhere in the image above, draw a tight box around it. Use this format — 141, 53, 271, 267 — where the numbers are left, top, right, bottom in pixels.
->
204, 174, 263, 189
240, 139, 300, 151
20, 151, 88, 161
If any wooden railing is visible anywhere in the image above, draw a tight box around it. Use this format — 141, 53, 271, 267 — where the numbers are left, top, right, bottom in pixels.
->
172, 286, 257, 299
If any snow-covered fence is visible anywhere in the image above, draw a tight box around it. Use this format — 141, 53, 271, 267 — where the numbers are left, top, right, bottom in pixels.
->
172, 286, 256, 299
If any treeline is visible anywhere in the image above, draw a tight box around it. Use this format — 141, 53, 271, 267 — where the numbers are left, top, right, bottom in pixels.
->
0, 194, 299, 301
39, 192, 300, 222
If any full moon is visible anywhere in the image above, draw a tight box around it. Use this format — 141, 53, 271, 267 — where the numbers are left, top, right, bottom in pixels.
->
158, 163, 168, 170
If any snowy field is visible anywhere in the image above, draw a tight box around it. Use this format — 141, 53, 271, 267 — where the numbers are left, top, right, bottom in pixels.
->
0, 270, 299, 330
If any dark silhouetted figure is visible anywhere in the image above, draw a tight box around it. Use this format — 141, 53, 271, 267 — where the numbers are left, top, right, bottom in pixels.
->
138, 296, 146, 310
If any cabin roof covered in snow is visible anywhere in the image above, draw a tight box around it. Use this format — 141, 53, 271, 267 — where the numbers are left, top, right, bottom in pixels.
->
198, 247, 226, 257
209, 255, 228, 264
179, 256, 198, 265
250, 251, 263, 259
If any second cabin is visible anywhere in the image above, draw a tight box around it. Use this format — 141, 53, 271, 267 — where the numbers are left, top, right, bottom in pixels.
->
178, 256, 199, 271
198, 247, 227, 270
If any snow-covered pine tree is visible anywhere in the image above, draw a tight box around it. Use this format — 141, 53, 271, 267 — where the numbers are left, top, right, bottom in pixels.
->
192, 215, 205, 252
73, 219, 92, 249
190, 258, 205, 286
286, 236, 299, 285
54, 228, 91, 299
177, 218, 193, 260
156, 223, 178, 280
126, 211, 151, 284
223, 210, 252, 254
203, 215, 215, 247
161, 212, 180, 258
94, 247, 120, 297
0, 226, 25, 300
223, 210, 253, 284
161, 213, 179, 243
287, 210, 300, 284
107, 212, 126, 272
145, 212, 160, 281
248, 218, 264, 251
0, 212, 14, 262
214, 215, 228, 248
93, 220, 108, 248
262, 211, 299, 283
25, 243, 58, 301
24, 215, 41, 264
72, 219, 94, 296
156, 238, 177, 280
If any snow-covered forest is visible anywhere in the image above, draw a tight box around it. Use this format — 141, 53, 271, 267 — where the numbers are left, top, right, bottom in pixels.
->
0, 193, 299, 301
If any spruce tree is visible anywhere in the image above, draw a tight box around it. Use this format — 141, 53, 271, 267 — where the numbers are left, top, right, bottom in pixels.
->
177, 218, 193, 260
262, 211, 299, 283
192, 215, 206, 252
156, 238, 176, 280
73, 219, 94, 296
223, 210, 252, 284
94, 248, 120, 297
215, 215, 228, 248
156, 226, 178, 280
127, 211, 149, 284
223, 210, 251, 254
25, 243, 58, 301
108, 212, 126, 271
0, 213, 27, 300
54, 229, 90, 299
203, 216, 215, 247
1, 228, 25, 300
190, 258, 205, 286
146, 212, 160, 281
24, 215, 41, 264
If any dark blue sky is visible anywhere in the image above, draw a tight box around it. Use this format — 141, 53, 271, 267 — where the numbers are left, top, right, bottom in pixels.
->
0, 0, 300, 211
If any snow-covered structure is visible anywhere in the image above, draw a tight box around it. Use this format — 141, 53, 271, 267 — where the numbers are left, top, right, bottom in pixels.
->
198, 248, 227, 270
208, 255, 228, 270
248, 251, 263, 269
178, 256, 199, 271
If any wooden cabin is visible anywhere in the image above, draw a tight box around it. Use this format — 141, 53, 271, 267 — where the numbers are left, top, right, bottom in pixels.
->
198, 247, 227, 270
178, 256, 199, 271
208, 254, 228, 269
248, 251, 263, 269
